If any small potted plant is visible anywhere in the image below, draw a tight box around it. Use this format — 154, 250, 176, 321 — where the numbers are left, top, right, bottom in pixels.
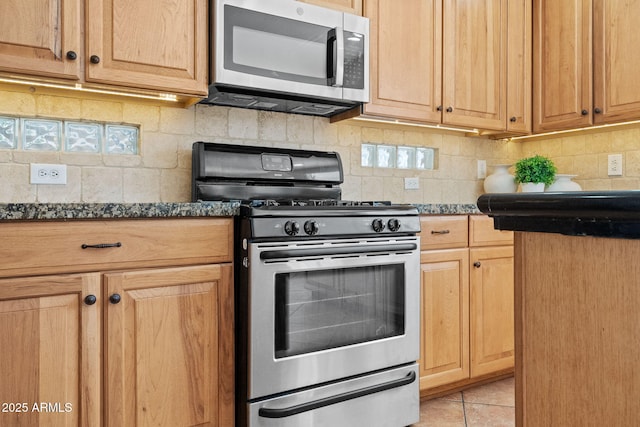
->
514, 155, 557, 192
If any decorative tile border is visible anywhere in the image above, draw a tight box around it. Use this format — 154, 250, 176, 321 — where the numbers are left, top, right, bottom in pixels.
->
361, 142, 437, 170
0, 115, 139, 155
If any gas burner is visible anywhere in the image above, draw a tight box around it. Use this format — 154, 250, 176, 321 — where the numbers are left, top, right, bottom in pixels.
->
246, 199, 393, 208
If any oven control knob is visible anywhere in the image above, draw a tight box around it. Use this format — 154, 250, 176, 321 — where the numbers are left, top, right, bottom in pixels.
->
284, 221, 300, 236
372, 218, 386, 232
304, 220, 319, 235
388, 218, 401, 232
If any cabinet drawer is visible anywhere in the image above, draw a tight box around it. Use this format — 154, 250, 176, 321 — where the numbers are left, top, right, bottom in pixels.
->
0, 218, 233, 278
419, 216, 469, 250
469, 215, 513, 247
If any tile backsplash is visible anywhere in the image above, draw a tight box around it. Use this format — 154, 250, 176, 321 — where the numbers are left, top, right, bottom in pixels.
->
0, 87, 519, 204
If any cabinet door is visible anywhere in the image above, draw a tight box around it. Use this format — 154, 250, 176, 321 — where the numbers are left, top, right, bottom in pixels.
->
0, 273, 101, 427
442, 0, 507, 131
419, 248, 469, 390
506, 0, 532, 134
0, 0, 81, 79
85, 0, 208, 95
469, 246, 514, 377
363, 0, 442, 122
593, 1, 640, 125
297, 0, 362, 14
104, 264, 234, 427
533, 0, 592, 132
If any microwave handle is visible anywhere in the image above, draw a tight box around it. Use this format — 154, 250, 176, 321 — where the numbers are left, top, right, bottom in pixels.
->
327, 27, 344, 87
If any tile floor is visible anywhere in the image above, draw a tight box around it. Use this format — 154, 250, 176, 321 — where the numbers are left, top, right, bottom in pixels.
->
413, 376, 515, 427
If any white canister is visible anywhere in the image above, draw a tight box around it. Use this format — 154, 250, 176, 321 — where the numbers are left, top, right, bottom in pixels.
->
483, 164, 517, 193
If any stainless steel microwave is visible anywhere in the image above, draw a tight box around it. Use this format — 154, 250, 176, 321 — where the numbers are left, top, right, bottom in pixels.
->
201, 0, 369, 117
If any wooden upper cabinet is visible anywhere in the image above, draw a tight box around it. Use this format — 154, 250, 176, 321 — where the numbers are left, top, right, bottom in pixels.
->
442, 0, 507, 131
593, 1, 640, 125
533, 0, 593, 132
298, 0, 362, 14
506, 0, 532, 134
85, 0, 208, 96
363, 0, 443, 123
0, 0, 82, 79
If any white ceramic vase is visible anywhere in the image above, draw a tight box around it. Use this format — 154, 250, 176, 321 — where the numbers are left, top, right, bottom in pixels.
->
546, 174, 582, 192
520, 182, 546, 192
483, 164, 517, 193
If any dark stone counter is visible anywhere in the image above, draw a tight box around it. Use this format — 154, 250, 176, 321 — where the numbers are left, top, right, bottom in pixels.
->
477, 191, 640, 238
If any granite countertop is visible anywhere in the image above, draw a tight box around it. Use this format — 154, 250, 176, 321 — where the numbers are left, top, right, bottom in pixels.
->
477, 191, 640, 238
0, 202, 480, 221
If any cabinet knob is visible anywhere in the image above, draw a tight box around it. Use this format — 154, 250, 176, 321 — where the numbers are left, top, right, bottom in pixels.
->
446, 106, 453, 113
66, 51, 78, 60
510, 116, 517, 122
581, 109, 589, 115
436, 105, 443, 112
109, 294, 121, 304
90, 55, 101, 64
84, 294, 97, 305
594, 107, 602, 114
473, 261, 481, 268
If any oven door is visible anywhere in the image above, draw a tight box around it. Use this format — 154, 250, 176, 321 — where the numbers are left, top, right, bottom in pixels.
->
214, 0, 369, 102
245, 236, 420, 400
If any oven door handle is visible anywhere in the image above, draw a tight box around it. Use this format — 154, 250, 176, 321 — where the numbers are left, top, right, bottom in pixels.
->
259, 242, 417, 260
258, 370, 416, 419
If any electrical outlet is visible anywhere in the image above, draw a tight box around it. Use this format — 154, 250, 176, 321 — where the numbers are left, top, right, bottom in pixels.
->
477, 160, 487, 179
608, 154, 623, 176
30, 163, 67, 185
404, 177, 420, 190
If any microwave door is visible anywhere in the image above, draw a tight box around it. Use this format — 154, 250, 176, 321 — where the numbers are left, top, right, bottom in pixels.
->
215, 1, 344, 100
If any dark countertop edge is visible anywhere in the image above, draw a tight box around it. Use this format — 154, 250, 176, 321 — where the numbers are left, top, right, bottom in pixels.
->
477, 191, 640, 239
0, 202, 480, 221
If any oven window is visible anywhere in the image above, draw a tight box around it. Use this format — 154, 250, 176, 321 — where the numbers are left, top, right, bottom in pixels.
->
274, 264, 405, 358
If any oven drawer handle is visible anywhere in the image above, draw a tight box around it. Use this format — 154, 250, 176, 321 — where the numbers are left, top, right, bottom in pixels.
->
258, 370, 416, 419
260, 243, 417, 260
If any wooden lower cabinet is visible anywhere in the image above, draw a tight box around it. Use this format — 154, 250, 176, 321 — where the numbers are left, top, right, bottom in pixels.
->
0, 218, 234, 427
104, 264, 234, 427
419, 215, 514, 398
0, 273, 101, 427
469, 246, 515, 377
419, 248, 470, 389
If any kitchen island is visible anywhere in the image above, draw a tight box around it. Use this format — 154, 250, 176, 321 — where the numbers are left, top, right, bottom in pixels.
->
477, 191, 640, 426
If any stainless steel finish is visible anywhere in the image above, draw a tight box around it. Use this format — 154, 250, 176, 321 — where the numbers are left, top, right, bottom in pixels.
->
207, 0, 369, 116
246, 236, 420, 399
247, 363, 420, 427
334, 26, 345, 88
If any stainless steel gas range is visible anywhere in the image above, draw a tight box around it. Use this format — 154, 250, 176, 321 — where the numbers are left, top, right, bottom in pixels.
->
192, 142, 421, 427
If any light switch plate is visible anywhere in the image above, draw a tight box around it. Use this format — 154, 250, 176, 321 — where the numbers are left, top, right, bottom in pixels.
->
608, 154, 623, 176
477, 160, 487, 179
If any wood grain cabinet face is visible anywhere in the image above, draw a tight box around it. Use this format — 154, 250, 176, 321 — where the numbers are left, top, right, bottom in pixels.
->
419, 248, 470, 389
419, 215, 514, 395
297, 0, 362, 14
0, 0, 82, 79
364, 0, 530, 134
0, 274, 101, 427
86, 0, 208, 95
104, 264, 234, 427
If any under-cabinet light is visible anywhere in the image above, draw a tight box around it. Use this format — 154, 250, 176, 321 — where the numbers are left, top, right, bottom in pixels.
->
351, 116, 479, 134
506, 119, 640, 141
0, 77, 179, 102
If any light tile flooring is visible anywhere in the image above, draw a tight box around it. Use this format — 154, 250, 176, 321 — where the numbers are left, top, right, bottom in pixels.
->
414, 377, 515, 427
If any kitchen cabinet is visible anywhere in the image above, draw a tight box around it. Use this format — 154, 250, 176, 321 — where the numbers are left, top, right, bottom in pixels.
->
0, 218, 234, 427
0, 0, 207, 98
363, 0, 531, 134
419, 215, 514, 398
297, 0, 362, 14
534, 0, 640, 132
